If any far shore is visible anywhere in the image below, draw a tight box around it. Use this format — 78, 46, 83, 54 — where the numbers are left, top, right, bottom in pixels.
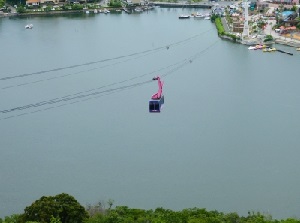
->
2, 3, 300, 48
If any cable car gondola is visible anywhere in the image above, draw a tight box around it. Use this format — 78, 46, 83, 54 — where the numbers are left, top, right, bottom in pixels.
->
149, 76, 164, 113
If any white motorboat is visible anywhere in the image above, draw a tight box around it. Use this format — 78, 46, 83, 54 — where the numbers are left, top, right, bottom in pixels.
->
25, 24, 33, 29
194, 13, 205, 19
134, 7, 143, 12
248, 46, 256, 50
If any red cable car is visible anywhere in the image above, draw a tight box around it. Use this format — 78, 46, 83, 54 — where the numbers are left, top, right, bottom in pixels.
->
149, 76, 164, 113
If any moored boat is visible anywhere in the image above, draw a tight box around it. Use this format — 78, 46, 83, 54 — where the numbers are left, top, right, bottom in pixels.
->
194, 12, 205, 19
134, 7, 143, 12
179, 15, 190, 19
263, 47, 276, 52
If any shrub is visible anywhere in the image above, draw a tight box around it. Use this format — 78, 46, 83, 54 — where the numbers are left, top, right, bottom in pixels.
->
215, 17, 225, 35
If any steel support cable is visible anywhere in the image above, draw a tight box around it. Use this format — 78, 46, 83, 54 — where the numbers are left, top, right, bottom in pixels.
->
0, 58, 186, 114
0, 80, 152, 114
0, 39, 219, 120
1, 46, 167, 90
0, 29, 213, 82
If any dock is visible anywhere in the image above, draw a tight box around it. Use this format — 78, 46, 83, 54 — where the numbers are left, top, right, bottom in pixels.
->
153, 2, 213, 9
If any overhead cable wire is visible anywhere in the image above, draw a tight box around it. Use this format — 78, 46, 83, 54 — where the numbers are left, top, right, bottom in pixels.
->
0, 39, 220, 121
1, 45, 167, 90
0, 29, 213, 82
0, 58, 186, 114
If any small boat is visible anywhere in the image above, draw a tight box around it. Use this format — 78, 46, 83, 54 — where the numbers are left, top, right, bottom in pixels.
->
268, 47, 276, 52
179, 15, 190, 19
248, 46, 256, 50
194, 13, 205, 19
255, 44, 263, 49
145, 6, 155, 10
263, 47, 276, 52
296, 48, 300, 51
103, 9, 110, 13
134, 7, 143, 12
123, 8, 131, 13
204, 16, 210, 20
86, 10, 90, 14
25, 24, 33, 29
94, 9, 98, 13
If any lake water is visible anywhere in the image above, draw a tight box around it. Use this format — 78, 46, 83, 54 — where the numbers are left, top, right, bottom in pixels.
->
1, 8, 300, 220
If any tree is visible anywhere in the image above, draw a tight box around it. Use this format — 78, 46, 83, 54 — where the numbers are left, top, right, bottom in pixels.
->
108, 0, 121, 8
16, 6, 26, 13
44, 5, 52, 11
3, 214, 20, 223
21, 193, 88, 223
107, 199, 114, 209
0, 0, 5, 9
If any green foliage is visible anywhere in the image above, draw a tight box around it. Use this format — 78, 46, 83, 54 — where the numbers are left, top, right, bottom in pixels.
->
214, 17, 225, 35
264, 34, 273, 42
257, 21, 267, 29
109, 0, 121, 8
5, 194, 300, 223
61, 4, 70, 10
86, 207, 280, 223
210, 14, 219, 22
16, 5, 26, 13
71, 4, 83, 10
282, 218, 300, 223
4, 214, 21, 223
85, 213, 105, 223
44, 5, 52, 12
0, 0, 5, 9
20, 193, 88, 223
50, 216, 62, 223
291, 5, 297, 11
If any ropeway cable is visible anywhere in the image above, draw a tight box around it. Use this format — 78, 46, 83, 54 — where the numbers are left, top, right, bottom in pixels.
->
0, 29, 213, 82
1, 44, 167, 90
0, 39, 220, 121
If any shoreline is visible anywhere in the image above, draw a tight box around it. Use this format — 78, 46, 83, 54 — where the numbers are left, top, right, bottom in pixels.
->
1, 5, 300, 48
1, 10, 84, 17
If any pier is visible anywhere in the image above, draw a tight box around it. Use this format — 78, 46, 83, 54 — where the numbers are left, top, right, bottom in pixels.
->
153, 2, 213, 9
